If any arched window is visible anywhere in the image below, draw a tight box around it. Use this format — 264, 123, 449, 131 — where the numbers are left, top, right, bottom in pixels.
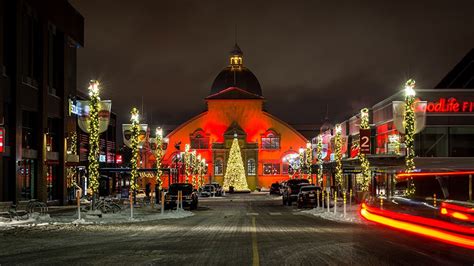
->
261, 130, 280, 150
190, 129, 209, 149
247, 159, 256, 176
214, 158, 223, 176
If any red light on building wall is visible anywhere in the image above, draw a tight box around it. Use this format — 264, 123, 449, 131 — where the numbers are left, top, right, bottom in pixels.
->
0, 127, 4, 153
116, 154, 123, 164
426, 98, 474, 113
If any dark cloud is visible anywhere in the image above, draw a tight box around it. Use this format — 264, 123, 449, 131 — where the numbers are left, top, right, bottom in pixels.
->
70, 0, 474, 129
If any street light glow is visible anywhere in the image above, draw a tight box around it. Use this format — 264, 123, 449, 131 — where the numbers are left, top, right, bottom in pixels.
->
335, 124, 342, 133
156, 127, 163, 138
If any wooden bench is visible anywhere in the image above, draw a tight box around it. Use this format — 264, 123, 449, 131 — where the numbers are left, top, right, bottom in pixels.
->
0, 201, 13, 220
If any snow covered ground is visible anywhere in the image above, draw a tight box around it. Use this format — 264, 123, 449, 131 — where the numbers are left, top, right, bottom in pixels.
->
301, 204, 366, 224
0, 207, 193, 229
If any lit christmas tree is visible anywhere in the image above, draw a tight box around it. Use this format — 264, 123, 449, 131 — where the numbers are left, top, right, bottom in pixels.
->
223, 136, 249, 191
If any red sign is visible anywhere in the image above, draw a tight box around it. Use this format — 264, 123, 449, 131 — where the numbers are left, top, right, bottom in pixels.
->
0, 127, 4, 153
116, 154, 123, 164
359, 129, 371, 154
426, 98, 474, 113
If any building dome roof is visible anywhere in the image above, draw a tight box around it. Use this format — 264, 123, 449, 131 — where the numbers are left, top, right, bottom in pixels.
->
210, 44, 263, 97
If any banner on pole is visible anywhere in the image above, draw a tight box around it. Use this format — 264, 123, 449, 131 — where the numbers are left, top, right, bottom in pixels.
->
77, 100, 112, 134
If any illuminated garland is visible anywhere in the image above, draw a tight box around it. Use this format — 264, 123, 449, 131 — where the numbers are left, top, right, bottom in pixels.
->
404, 79, 416, 196
200, 159, 207, 187
334, 124, 343, 188
298, 148, 304, 179
154, 127, 164, 190
191, 150, 197, 188
130, 108, 140, 192
196, 155, 202, 188
316, 135, 323, 186
66, 132, 78, 189
305, 142, 313, 182
87, 81, 100, 195
358, 108, 371, 192
184, 144, 191, 183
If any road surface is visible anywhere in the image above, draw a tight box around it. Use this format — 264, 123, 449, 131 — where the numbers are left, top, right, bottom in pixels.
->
0, 193, 473, 265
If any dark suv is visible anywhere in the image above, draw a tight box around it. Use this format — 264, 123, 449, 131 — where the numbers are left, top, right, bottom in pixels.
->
282, 179, 310, 206
164, 183, 198, 210
297, 185, 321, 208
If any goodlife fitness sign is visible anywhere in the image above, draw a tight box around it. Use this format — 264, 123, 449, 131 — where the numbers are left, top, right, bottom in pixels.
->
426, 98, 474, 113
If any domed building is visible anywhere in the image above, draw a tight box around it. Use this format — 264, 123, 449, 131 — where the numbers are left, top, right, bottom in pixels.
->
163, 44, 308, 190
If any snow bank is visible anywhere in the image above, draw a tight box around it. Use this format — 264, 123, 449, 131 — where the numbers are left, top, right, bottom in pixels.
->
0, 208, 194, 228
301, 205, 366, 224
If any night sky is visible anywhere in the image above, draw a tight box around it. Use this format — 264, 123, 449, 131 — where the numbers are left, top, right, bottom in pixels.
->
70, 0, 474, 130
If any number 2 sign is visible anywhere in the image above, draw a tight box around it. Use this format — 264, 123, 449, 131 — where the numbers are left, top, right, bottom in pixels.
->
359, 129, 371, 154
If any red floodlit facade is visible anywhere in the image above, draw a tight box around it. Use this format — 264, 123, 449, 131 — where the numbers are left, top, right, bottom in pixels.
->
162, 45, 308, 190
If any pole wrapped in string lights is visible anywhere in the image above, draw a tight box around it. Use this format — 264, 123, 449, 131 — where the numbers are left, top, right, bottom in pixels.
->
154, 127, 164, 190
334, 124, 343, 189
404, 79, 417, 196
87, 80, 100, 195
305, 142, 313, 183
184, 144, 191, 183
358, 108, 371, 192
298, 147, 304, 179
191, 150, 197, 188
316, 135, 323, 186
66, 132, 78, 189
130, 108, 140, 193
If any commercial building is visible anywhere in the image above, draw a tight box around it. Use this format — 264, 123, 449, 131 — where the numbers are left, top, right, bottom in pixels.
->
0, 0, 84, 204
318, 49, 474, 201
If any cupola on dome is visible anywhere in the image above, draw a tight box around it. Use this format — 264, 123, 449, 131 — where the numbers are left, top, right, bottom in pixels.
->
210, 44, 263, 97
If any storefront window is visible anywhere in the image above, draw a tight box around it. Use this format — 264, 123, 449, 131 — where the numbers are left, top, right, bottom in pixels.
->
247, 159, 256, 176
19, 159, 35, 200
449, 127, 474, 157
375, 122, 399, 155
417, 127, 448, 157
261, 130, 280, 150
190, 130, 209, 149
263, 163, 280, 175
214, 158, 223, 175
46, 165, 59, 201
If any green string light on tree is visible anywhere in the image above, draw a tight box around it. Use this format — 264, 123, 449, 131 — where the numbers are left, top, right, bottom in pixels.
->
358, 108, 371, 192
334, 124, 343, 189
87, 80, 100, 195
154, 127, 164, 190
404, 79, 417, 196
305, 142, 313, 183
316, 135, 323, 186
66, 132, 78, 189
130, 107, 140, 192
184, 144, 191, 183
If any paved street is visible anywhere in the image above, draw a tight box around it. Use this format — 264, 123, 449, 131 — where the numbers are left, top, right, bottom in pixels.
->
0, 193, 473, 265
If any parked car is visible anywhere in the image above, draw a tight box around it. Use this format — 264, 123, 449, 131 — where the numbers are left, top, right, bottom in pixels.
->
270, 182, 281, 195
279, 181, 287, 195
200, 184, 216, 197
282, 179, 310, 206
297, 185, 321, 208
164, 183, 198, 210
210, 182, 223, 196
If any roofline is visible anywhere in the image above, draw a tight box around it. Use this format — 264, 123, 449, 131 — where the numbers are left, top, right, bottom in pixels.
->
165, 111, 208, 139
206, 86, 264, 100
262, 111, 308, 142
